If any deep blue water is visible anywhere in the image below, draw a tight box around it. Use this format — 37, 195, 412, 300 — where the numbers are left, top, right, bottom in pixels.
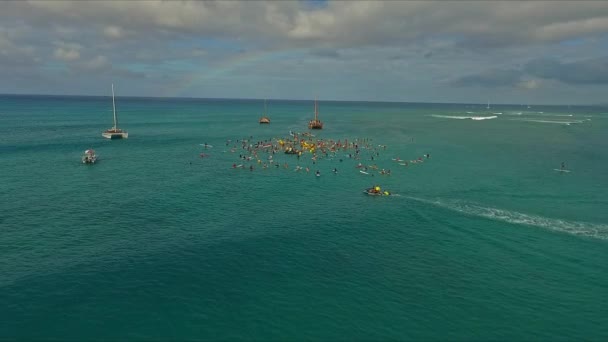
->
1, 95, 607, 340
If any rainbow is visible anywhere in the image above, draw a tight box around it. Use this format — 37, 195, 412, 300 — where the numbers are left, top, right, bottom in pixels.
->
166, 49, 302, 97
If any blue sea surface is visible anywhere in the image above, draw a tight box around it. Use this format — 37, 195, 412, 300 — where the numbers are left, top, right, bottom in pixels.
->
1, 95, 607, 339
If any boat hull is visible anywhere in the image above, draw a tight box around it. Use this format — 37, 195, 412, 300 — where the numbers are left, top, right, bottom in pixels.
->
102, 132, 128, 139
308, 120, 323, 129
82, 157, 97, 164
364, 189, 390, 196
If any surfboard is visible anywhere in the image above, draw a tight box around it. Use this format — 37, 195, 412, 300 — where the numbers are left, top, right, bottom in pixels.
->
554, 169, 571, 173
199, 144, 213, 148
359, 170, 369, 175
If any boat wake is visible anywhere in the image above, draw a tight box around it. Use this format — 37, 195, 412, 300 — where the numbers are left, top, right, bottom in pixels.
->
406, 196, 608, 240
509, 118, 585, 125
430, 115, 497, 121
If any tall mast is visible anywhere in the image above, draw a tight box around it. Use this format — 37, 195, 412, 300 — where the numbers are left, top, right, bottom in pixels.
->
314, 97, 318, 121
264, 99, 267, 116
112, 84, 118, 129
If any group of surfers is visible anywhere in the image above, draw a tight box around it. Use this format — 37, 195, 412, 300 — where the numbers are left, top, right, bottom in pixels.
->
200, 132, 430, 179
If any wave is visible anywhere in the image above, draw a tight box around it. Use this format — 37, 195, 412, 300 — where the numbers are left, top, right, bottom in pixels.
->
431, 115, 497, 121
406, 197, 608, 240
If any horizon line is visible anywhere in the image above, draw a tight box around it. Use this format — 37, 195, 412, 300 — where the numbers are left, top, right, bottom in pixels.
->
0, 92, 603, 108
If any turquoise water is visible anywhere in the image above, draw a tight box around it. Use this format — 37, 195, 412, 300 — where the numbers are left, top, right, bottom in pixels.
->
1, 95, 607, 340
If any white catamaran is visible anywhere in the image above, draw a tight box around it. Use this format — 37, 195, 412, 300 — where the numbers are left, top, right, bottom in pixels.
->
102, 84, 128, 139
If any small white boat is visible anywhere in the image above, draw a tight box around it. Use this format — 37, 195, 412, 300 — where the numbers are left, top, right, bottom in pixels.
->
82, 149, 97, 164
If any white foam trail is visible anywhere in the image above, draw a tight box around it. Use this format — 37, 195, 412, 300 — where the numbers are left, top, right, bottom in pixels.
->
509, 118, 584, 125
431, 115, 497, 120
471, 116, 498, 120
406, 197, 608, 240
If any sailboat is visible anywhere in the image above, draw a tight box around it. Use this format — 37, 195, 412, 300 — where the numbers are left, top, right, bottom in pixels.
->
308, 98, 323, 129
259, 99, 270, 124
487, 100, 490, 110
102, 84, 128, 139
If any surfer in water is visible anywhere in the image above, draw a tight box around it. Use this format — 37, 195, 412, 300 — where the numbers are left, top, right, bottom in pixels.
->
561, 162, 566, 170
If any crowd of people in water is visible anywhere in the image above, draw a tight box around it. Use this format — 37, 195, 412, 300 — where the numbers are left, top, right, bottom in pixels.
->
196, 131, 431, 180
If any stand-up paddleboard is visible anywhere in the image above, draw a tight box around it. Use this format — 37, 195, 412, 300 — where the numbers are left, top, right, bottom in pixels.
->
199, 144, 213, 148
554, 169, 571, 173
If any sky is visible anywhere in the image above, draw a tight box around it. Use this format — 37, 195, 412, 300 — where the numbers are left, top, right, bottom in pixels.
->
2, 0, 608, 105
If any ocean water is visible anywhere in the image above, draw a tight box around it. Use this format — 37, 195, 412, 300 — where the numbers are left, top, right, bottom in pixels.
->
1, 95, 607, 340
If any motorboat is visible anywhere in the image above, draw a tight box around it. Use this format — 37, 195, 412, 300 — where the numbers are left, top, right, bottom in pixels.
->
364, 186, 390, 196
82, 149, 97, 164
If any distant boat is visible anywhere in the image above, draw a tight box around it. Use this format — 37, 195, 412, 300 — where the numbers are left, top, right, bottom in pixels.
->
82, 149, 97, 164
308, 98, 323, 129
487, 100, 490, 110
259, 99, 270, 124
102, 84, 128, 139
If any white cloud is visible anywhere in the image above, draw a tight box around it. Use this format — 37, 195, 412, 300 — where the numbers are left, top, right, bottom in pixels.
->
53, 47, 80, 61
103, 25, 125, 39
5, 1, 607, 49
52, 41, 81, 61
81, 55, 108, 70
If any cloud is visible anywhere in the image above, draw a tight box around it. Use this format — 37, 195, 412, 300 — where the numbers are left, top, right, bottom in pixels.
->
53, 47, 80, 61
103, 25, 126, 39
517, 79, 542, 90
52, 41, 82, 61
450, 68, 523, 87
451, 54, 608, 89
310, 48, 340, 58
0, 28, 39, 66
190, 48, 207, 57
525, 57, 608, 84
2, 1, 608, 50
2, 1, 608, 103
80, 55, 108, 70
